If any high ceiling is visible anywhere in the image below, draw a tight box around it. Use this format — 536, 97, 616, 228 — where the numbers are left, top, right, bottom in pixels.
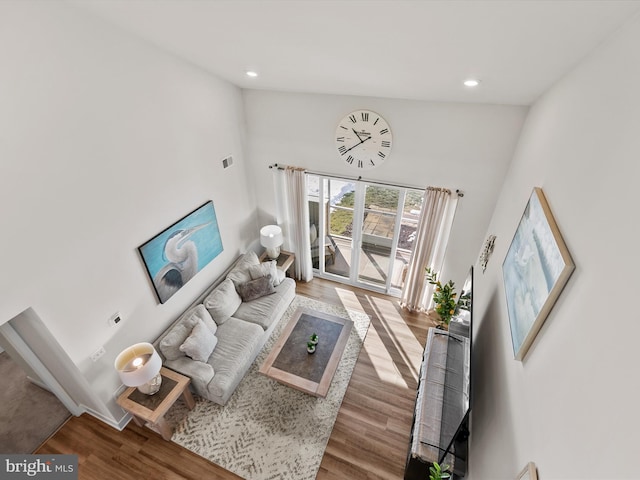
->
74, 0, 640, 106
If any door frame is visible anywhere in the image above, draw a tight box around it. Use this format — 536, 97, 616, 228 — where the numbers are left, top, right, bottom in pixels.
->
0, 316, 83, 416
312, 175, 411, 296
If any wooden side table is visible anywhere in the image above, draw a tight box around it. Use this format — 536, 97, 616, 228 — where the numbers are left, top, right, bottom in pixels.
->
116, 366, 195, 441
260, 250, 295, 276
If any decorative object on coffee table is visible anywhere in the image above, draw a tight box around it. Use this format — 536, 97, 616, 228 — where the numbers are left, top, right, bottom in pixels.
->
306, 342, 316, 354
116, 367, 195, 441
260, 224, 283, 260
260, 307, 353, 398
115, 342, 163, 395
309, 333, 318, 345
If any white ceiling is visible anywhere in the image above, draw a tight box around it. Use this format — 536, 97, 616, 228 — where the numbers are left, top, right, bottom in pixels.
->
74, 0, 640, 106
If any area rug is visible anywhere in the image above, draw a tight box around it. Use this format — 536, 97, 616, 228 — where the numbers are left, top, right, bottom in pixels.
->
166, 295, 370, 480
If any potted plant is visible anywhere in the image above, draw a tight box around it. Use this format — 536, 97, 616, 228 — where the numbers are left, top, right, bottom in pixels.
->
306, 341, 316, 354
309, 333, 319, 345
428, 462, 451, 480
425, 268, 457, 328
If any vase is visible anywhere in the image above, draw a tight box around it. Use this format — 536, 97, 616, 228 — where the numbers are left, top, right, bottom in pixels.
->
307, 345, 316, 354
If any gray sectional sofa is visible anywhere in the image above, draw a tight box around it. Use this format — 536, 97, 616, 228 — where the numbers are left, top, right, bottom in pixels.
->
153, 251, 296, 405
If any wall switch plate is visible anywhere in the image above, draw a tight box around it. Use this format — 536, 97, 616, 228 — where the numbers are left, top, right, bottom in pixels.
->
90, 346, 106, 362
108, 312, 122, 327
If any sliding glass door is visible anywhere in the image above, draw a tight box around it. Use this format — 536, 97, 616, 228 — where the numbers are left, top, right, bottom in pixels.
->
307, 174, 423, 296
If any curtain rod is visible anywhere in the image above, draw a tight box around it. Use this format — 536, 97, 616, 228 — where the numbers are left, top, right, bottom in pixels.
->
268, 163, 464, 197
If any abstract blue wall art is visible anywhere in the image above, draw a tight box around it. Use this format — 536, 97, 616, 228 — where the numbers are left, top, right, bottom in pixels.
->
139, 201, 223, 304
502, 188, 575, 360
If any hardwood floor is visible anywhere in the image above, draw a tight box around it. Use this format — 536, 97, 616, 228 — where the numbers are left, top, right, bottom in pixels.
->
37, 277, 434, 480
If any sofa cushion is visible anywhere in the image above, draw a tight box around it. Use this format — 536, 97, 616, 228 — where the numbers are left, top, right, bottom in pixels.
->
207, 317, 264, 401
248, 260, 283, 287
179, 319, 218, 362
188, 304, 217, 335
226, 251, 260, 288
159, 315, 198, 361
237, 275, 275, 302
233, 279, 292, 330
204, 278, 242, 325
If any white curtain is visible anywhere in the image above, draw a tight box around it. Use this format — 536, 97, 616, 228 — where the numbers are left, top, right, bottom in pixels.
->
400, 187, 457, 312
273, 166, 313, 281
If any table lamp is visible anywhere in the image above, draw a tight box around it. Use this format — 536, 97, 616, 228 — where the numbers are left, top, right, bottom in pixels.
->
115, 342, 163, 395
260, 225, 283, 260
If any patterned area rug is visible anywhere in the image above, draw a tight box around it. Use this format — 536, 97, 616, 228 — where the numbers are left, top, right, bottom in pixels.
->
166, 295, 370, 480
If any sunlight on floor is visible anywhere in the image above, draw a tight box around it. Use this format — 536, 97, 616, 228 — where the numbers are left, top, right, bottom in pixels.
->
369, 296, 423, 378
334, 287, 423, 388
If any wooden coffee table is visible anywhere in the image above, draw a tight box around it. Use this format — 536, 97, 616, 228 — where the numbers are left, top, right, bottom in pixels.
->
259, 307, 353, 398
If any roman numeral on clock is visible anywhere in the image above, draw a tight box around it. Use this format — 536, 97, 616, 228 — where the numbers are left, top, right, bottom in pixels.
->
338, 146, 347, 154
358, 160, 363, 168
349, 114, 357, 123
346, 155, 354, 164
361, 112, 369, 122
379, 128, 389, 135
336, 136, 345, 142
381, 140, 391, 148
378, 151, 386, 159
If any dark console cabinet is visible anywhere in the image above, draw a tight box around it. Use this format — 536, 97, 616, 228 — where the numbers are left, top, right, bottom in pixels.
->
404, 267, 473, 480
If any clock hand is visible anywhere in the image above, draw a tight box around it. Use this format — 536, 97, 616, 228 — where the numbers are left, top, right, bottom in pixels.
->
352, 128, 363, 142
341, 135, 371, 155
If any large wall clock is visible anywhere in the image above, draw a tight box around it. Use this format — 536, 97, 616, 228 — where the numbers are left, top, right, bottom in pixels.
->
335, 109, 393, 170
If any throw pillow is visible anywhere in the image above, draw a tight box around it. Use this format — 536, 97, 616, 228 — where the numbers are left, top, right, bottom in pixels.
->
237, 275, 275, 302
204, 278, 242, 325
179, 319, 218, 362
159, 315, 198, 361
248, 260, 281, 286
226, 251, 261, 288
182, 304, 217, 336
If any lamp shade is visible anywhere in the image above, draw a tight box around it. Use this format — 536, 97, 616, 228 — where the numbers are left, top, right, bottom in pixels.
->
260, 225, 283, 249
114, 342, 162, 387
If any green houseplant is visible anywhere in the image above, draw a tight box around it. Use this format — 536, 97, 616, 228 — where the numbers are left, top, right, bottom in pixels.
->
428, 462, 451, 480
306, 341, 316, 354
425, 268, 457, 327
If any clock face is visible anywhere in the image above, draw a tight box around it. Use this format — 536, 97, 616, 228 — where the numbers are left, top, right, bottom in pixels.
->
335, 110, 392, 170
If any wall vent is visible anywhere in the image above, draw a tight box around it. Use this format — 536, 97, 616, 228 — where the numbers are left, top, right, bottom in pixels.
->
222, 155, 234, 169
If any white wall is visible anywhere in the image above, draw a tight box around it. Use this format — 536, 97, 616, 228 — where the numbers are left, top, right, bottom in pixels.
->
242, 90, 528, 286
0, 2, 257, 423
468, 12, 640, 480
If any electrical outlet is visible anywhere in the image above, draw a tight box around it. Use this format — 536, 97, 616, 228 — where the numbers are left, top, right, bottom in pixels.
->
90, 346, 106, 362
108, 312, 122, 327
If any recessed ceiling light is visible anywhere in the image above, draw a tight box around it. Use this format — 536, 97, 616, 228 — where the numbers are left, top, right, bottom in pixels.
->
246, 71, 258, 78
464, 79, 480, 87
